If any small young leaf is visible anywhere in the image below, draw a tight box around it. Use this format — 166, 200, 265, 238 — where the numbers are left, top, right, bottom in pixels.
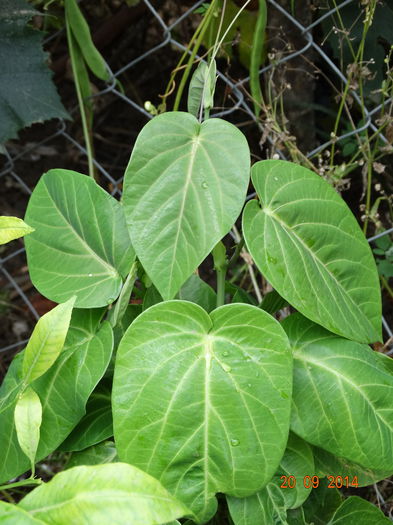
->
64, 0, 110, 81
284, 313, 393, 470
187, 60, 217, 119
123, 112, 250, 300
0, 313, 113, 484
18, 463, 190, 525
0, 216, 34, 245
109, 262, 138, 327
14, 387, 42, 474
25, 169, 134, 308
113, 301, 292, 522
243, 160, 381, 343
22, 297, 75, 385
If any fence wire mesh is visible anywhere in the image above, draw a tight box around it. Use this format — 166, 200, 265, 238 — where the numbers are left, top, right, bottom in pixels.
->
0, 0, 392, 356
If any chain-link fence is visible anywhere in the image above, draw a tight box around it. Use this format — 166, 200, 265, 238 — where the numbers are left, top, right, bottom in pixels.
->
1, 0, 392, 357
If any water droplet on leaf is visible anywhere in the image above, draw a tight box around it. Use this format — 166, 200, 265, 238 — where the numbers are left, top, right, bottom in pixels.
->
201, 181, 208, 189
231, 439, 240, 447
222, 363, 231, 373
222, 351, 229, 357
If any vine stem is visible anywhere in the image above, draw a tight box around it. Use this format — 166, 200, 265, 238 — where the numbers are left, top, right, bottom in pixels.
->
65, 12, 95, 179
0, 478, 43, 491
212, 241, 227, 308
173, 0, 217, 111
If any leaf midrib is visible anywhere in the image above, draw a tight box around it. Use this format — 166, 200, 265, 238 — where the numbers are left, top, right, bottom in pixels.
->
266, 209, 375, 333
43, 182, 118, 278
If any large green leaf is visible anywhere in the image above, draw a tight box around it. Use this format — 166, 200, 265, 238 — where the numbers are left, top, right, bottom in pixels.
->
243, 160, 381, 343
113, 301, 292, 522
227, 433, 314, 525
25, 169, 134, 308
0, 502, 45, 525
284, 313, 393, 470
0, 216, 34, 245
18, 463, 190, 525
22, 297, 75, 385
0, 311, 113, 483
122, 112, 250, 300
0, 0, 69, 144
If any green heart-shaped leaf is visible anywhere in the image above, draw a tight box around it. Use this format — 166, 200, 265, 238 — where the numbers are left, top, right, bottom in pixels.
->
25, 169, 134, 308
243, 160, 381, 343
284, 313, 393, 470
113, 301, 292, 522
123, 112, 250, 300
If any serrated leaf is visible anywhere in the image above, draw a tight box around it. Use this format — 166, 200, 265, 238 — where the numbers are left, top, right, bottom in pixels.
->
123, 112, 250, 300
0, 0, 69, 143
0, 501, 45, 525
113, 301, 292, 522
0, 216, 34, 245
227, 433, 314, 525
284, 313, 393, 470
22, 297, 75, 385
25, 169, 134, 308
243, 160, 381, 343
0, 312, 113, 483
14, 387, 42, 472
18, 463, 190, 525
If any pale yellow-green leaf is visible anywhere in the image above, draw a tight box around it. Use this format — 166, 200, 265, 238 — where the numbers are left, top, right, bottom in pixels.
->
0, 216, 34, 245
14, 387, 42, 472
22, 297, 76, 385
19, 463, 191, 525
0, 501, 45, 524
